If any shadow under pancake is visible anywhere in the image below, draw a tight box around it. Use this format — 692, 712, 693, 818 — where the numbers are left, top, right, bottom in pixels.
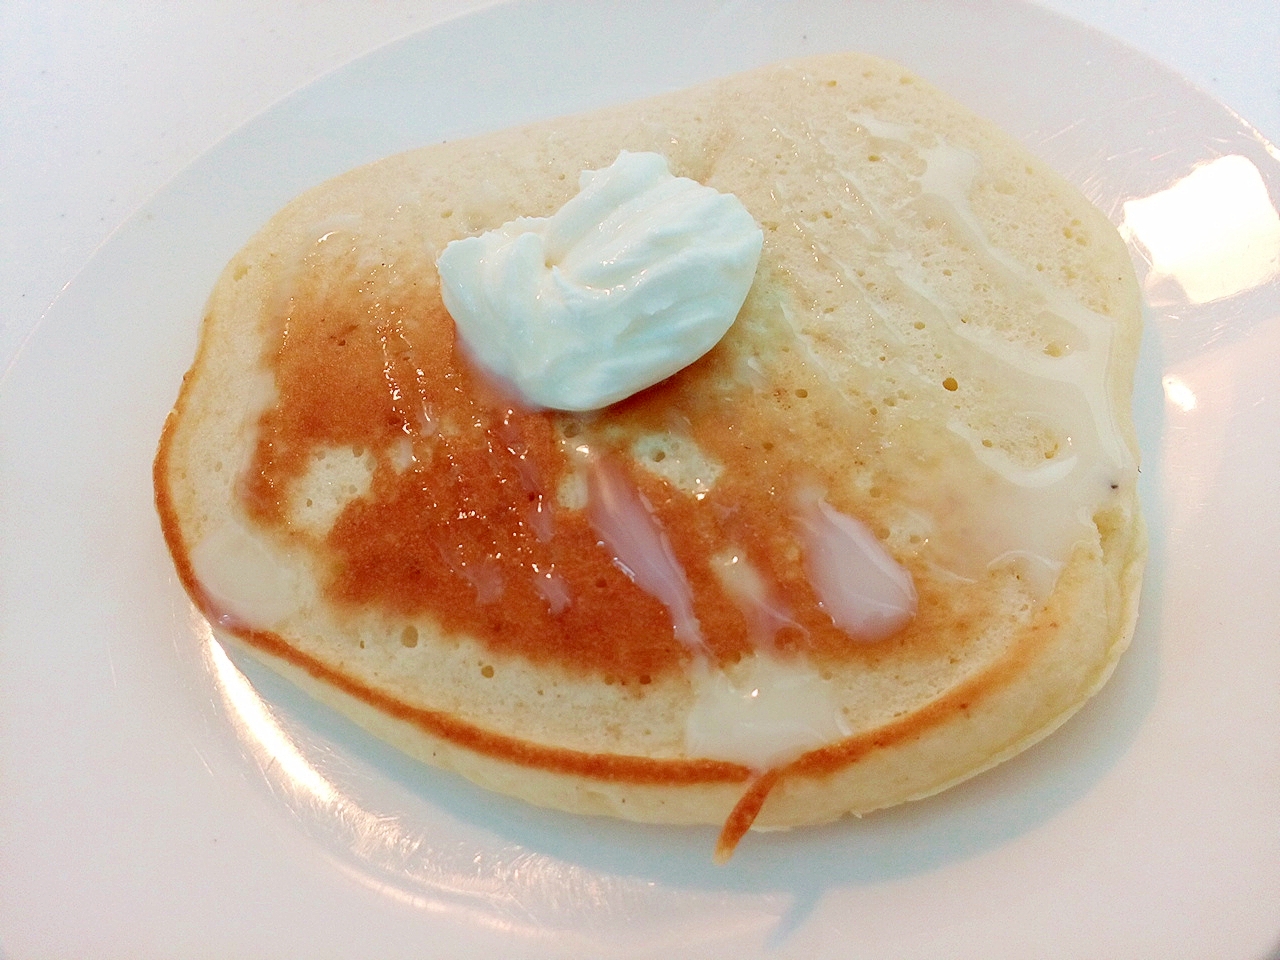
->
200, 316, 1169, 948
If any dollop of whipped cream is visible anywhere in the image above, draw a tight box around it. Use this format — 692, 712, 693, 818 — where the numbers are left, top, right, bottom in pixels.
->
436, 151, 764, 411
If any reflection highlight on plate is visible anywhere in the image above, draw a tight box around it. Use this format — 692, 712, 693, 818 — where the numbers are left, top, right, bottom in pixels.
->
196, 615, 778, 943
1161, 374, 1198, 413
1121, 154, 1280, 304
206, 628, 338, 804
201, 619, 532, 927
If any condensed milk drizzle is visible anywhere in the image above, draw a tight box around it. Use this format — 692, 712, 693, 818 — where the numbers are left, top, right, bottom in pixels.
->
582, 449, 707, 655
767, 108, 1134, 592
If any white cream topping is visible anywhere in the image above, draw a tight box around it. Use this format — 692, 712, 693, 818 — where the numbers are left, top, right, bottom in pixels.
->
436, 151, 763, 411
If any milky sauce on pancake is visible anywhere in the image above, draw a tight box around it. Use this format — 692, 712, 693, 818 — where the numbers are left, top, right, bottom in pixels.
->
227, 118, 1128, 739
160, 53, 1145, 858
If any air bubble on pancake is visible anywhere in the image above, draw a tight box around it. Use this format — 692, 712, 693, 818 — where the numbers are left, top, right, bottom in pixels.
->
288, 445, 375, 537
631, 433, 723, 499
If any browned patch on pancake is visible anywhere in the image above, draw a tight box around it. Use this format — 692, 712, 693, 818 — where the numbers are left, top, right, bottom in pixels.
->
231, 240, 975, 682
155, 362, 1059, 803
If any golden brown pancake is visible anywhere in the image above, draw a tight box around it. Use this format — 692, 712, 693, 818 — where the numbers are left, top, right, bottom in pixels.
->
154, 52, 1146, 860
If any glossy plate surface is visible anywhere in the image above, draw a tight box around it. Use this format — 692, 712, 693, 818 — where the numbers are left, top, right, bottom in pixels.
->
2, 1, 1278, 956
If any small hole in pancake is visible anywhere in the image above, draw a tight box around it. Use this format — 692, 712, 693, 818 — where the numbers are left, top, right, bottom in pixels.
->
943, 377, 959, 392
794, 388, 809, 398
480, 664, 494, 678
401, 625, 419, 648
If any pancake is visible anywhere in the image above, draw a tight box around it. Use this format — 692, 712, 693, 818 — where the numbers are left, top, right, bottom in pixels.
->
154, 52, 1146, 859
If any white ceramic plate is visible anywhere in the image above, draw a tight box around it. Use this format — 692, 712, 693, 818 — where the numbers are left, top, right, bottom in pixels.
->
3, 1, 1278, 956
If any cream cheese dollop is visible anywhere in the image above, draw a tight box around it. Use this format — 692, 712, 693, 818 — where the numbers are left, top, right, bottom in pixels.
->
436, 151, 764, 411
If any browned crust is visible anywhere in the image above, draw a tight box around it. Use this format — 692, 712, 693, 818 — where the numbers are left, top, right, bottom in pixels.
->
715, 769, 784, 862
156, 396, 1071, 795
155, 333, 1137, 863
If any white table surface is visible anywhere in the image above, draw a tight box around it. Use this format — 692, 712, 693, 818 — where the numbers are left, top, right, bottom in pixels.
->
1, 0, 1277, 369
